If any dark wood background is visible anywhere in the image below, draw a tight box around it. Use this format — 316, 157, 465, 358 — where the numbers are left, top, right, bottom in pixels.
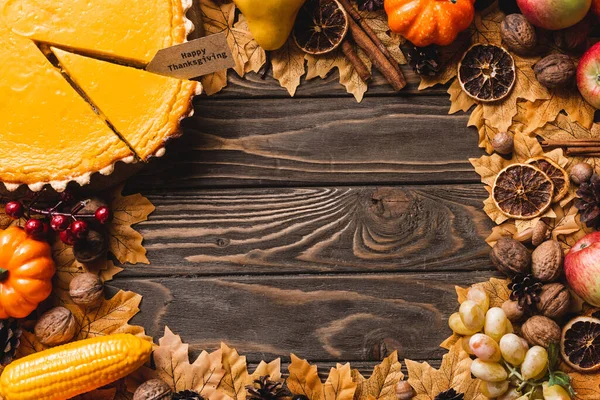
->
112, 63, 498, 374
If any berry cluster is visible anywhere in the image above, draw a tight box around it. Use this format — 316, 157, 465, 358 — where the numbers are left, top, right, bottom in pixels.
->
5, 190, 110, 245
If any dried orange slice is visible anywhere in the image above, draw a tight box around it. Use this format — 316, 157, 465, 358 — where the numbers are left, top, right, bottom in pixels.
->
293, 0, 349, 55
561, 316, 600, 372
526, 157, 570, 203
458, 44, 516, 102
492, 164, 554, 220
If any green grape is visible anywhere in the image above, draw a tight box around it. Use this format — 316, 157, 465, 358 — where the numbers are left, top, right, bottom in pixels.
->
542, 382, 571, 400
506, 318, 514, 334
484, 307, 508, 342
480, 380, 509, 397
467, 286, 490, 313
470, 359, 508, 382
521, 346, 548, 381
448, 312, 478, 336
499, 333, 528, 366
459, 300, 485, 331
469, 333, 501, 362
497, 387, 522, 400
461, 335, 474, 355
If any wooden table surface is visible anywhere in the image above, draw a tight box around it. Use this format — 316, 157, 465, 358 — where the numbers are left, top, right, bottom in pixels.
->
112, 65, 498, 374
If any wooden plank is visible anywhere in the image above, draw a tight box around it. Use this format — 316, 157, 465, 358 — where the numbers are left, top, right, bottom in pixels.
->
129, 96, 481, 190
110, 271, 496, 362
121, 185, 494, 276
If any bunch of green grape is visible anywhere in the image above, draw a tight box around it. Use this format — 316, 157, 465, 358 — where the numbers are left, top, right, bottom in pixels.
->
448, 287, 571, 399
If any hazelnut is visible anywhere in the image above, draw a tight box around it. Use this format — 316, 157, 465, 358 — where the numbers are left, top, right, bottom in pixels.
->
69, 272, 104, 308
34, 306, 77, 346
395, 381, 415, 400
502, 300, 526, 322
531, 240, 563, 282
538, 283, 571, 320
533, 54, 576, 89
501, 14, 537, 55
521, 315, 561, 348
570, 162, 593, 185
490, 238, 531, 276
531, 220, 549, 247
491, 132, 514, 155
133, 379, 173, 400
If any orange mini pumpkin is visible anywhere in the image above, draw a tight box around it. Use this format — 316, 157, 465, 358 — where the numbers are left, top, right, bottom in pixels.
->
0, 226, 55, 319
384, 0, 475, 47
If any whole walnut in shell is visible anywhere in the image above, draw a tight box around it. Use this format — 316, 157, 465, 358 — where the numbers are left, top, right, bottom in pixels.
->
133, 379, 172, 400
34, 306, 77, 346
531, 240, 563, 282
521, 315, 561, 348
538, 283, 571, 320
534, 54, 576, 89
490, 238, 531, 276
69, 272, 104, 308
501, 14, 537, 54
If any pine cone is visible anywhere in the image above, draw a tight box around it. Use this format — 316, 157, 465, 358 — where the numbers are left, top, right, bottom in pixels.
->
357, 0, 383, 11
246, 376, 291, 400
173, 390, 205, 400
576, 174, 600, 227
0, 319, 21, 366
407, 45, 440, 76
434, 389, 464, 400
509, 273, 543, 314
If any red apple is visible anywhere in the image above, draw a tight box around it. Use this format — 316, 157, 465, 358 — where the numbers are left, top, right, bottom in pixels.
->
565, 232, 600, 306
517, 0, 591, 30
577, 42, 600, 109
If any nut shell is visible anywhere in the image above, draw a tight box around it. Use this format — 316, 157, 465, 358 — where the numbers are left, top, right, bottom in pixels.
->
533, 54, 576, 89
73, 229, 108, 263
34, 306, 77, 346
501, 14, 537, 54
522, 315, 561, 348
538, 283, 571, 320
490, 238, 531, 276
531, 240, 563, 282
69, 272, 104, 308
395, 381, 415, 400
133, 379, 173, 400
570, 162, 593, 185
531, 220, 549, 247
491, 132, 514, 155
502, 300, 526, 322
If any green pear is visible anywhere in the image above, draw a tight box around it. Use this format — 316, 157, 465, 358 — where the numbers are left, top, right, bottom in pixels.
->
233, 0, 306, 51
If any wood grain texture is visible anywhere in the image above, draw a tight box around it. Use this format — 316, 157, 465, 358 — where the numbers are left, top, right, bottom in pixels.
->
110, 271, 496, 363
130, 96, 481, 190
122, 185, 493, 276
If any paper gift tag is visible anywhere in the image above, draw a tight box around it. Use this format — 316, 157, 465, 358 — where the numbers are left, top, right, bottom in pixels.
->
146, 32, 234, 79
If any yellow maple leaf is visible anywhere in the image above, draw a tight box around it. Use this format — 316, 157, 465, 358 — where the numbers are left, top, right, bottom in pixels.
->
271, 38, 306, 96
288, 355, 356, 400
406, 342, 484, 400
448, 79, 476, 114
323, 363, 356, 400
570, 372, 600, 399
107, 185, 155, 265
234, 16, 266, 74
485, 222, 518, 247
351, 352, 402, 400
151, 327, 227, 398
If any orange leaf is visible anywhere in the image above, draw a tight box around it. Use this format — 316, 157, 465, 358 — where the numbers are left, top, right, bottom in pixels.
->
352, 352, 402, 400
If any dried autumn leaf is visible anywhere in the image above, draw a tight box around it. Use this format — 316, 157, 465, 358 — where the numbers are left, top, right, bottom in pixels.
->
406, 341, 484, 400
351, 351, 402, 400
271, 38, 306, 96
199, 0, 233, 95
356, 9, 407, 66
287, 355, 324, 400
107, 185, 155, 265
219, 343, 249, 400
323, 363, 356, 400
456, 278, 511, 308
485, 222, 517, 247
151, 327, 226, 397
569, 372, 600, 399
448, 79, 476, 114
235, 16, 266, 74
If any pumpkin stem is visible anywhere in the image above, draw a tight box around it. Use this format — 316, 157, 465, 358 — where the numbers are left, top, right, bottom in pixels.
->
0, 268, 7, 281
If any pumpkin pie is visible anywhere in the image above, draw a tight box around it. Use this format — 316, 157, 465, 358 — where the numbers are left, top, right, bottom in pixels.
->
52, 48, 198, 160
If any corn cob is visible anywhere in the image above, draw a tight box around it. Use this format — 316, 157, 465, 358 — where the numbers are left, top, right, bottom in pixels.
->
0, 333, 152, 400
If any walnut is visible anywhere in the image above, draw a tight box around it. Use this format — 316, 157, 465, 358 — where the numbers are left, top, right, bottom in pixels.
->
553, 16, 592, 53
570, 162, 593, 185
534, 54, 576, 89
531, 240, 563, 282
491, 132, 514, 155
490, 238, 531, 276
538, 283, 571, 320
521, 315, 561, 348
69, 272, 104, 308
133, 379, 173, 400
502, 300, 526, 322
34, 306, 77, 346
501, 14, 537, 55
531, 220, 549, 247
395, 381, 415, 400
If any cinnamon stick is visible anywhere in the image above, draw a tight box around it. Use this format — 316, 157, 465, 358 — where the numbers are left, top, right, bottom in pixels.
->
566, 147, 600, 156
341, 40, 371, 82
347, 18, 406, 91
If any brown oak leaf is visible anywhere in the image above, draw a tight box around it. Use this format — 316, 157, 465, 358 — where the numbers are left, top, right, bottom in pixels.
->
287, 355, 356, 400
406, 341, 484, 400
351, 351, 402, 400
271, 38, 306, 96
107, 185, 155, 265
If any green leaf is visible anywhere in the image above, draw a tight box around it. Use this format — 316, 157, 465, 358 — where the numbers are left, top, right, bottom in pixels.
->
548, 342, 559, 369
549, 372, 576, 397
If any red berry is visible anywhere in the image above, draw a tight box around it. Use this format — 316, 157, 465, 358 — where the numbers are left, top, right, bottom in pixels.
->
25, 219, 45, 237
5, 201, 23, 219
70, 220, 89, 239
50, 215, 69, 232
59, 228, 77, 245
94, 206, 111, 224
